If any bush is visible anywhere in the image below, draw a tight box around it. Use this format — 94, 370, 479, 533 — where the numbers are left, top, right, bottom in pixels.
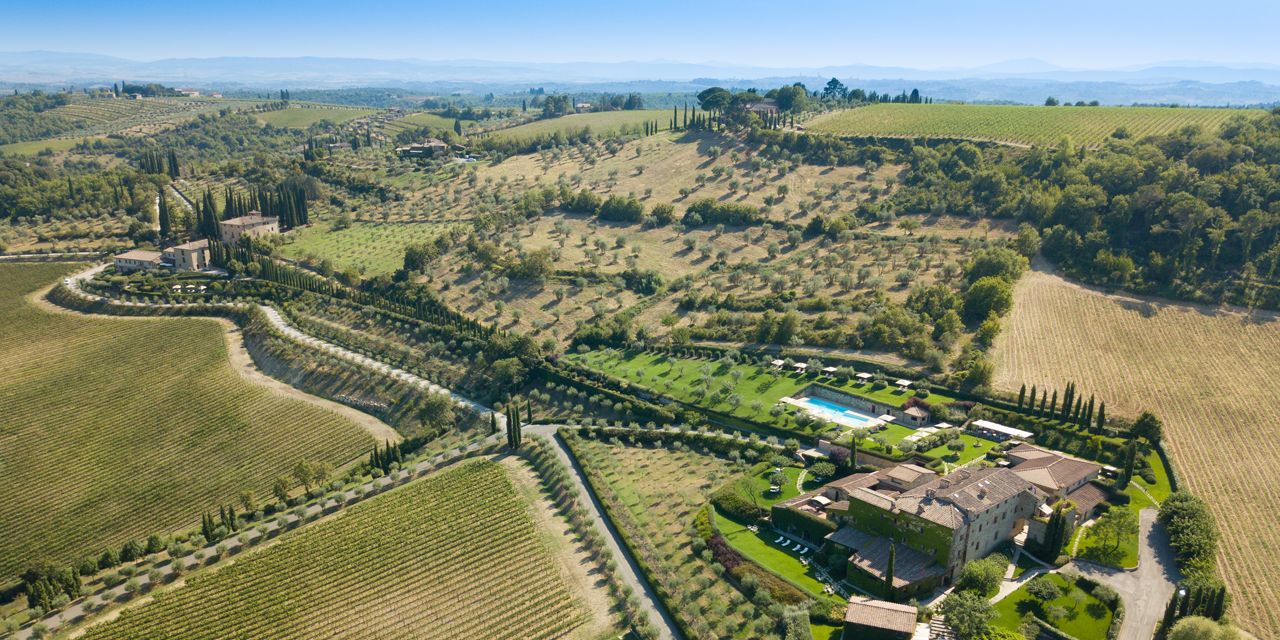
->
1026, 576, 1062, 601
711, 478, 769, 522
955, 554, 1008, 596
1159, 491, 1220, 584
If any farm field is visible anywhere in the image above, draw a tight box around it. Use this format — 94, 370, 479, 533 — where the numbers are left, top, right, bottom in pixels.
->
257, 105, 376, 128
806, 103, 1257, 148
487, 109, 672, 141
80, 459, 592, 640
991, 267, 1280, 638
283, 220, 460, 275
0, 263, 372, 583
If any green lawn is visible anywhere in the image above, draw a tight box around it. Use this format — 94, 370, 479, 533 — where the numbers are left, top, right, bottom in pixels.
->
921, 433, 996, 469
257, 106, 375, 128
283, 220, 458, 275
811, 623, 843, 640
1137, 450, 1172, 502
1074, 450, 1172, 569
570, 349, 953, 440
993, 573, 1113, 638
746, 465, 806, 506
715, 510, 843, 606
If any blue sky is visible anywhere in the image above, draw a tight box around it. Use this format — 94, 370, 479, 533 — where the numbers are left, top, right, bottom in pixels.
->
5, 0, 1279, 68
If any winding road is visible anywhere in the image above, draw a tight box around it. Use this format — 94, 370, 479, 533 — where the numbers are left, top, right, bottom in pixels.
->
1067, 509, 1180, 640
24, 264, 681, 640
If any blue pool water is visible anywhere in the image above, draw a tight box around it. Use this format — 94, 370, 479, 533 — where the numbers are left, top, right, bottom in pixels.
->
793, 396, 879, 428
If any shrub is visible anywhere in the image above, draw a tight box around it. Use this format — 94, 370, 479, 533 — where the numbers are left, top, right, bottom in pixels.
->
955, 554, 1008, 596
710, 477, 769, 522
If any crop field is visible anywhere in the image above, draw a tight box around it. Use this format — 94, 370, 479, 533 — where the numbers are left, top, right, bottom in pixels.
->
283, 220, 460, 275
486, 109, 672, 141
0, 263, 372, 583
806, 103, 1256, 148
82, 460, 588, 640
257, 106, 376, 128
991, 267, 1280, 638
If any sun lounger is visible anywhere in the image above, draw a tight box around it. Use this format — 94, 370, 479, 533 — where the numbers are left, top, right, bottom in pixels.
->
774, 535, 785, 543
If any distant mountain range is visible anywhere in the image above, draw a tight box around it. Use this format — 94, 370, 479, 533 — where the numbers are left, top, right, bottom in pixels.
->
3, 51, 1279, 106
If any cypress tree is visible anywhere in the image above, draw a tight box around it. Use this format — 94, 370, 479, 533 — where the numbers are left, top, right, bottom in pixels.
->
884, 543, 896, 601
1018, 384, 1026, 408
158, 188, 171, 239
1097, 402, 1107, 429
1028, 386, 1037, 413
1049, 390, 1058, 418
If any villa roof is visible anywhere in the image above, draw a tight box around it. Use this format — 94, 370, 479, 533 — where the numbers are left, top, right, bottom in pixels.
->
220, 214, 276, 227
885, 464, 933, 485
844, 597, 918, 634
826, 528, 946, 588
173, 238, 209, 250
1006, 443, 1101, 493
898, 468, 1040, 528
1064, 482, 1109, 517
904, 406, 928, 418
115, 249, 162, 262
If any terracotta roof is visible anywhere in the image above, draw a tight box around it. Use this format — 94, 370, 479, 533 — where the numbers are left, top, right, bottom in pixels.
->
844, 596, 918, 634
827, 528, 946, 588
220, 214, 276, 227
173, 238, 209, 250
1007, 444, 1101, 493
115, 249, 162, 262
1064, 482, 1109, 517
898, 468, 1040, 528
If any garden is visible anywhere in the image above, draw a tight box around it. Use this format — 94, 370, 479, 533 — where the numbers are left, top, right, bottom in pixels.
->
992, 572, 1116, 639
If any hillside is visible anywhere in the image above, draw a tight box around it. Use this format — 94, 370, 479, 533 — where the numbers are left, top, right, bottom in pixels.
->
0, 263, 372, 582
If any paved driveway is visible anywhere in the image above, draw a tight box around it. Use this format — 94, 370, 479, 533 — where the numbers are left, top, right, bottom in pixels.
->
1067, 509, 1180, 640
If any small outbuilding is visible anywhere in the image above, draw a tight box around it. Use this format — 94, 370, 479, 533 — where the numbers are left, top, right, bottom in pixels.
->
841, 596, 917, 640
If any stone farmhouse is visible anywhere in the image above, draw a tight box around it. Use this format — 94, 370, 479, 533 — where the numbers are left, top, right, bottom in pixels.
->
774, 463, 1043, 599
163, 239, 210, 271
218, 213, 278, 245
113, 249, 164, 273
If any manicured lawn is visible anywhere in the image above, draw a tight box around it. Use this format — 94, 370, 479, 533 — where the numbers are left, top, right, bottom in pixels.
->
1137, 450, 1173, 502
993, 573, 1113, 638
921, 433, 996, 470
747, 465, 805, 506
570, 349, 955, 438
715, 510, 843, 605
1076, 507, 1140, 569
811, 623, 843, 640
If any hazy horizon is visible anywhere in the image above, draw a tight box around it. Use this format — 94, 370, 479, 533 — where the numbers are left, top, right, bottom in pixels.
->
6, 0, 1280, 70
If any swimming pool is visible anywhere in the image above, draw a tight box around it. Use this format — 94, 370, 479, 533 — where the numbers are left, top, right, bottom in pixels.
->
791, 396, 880, 429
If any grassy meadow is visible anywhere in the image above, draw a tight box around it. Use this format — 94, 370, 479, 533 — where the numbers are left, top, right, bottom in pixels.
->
81, 460, 588, 640
807, 103, 1256, 147
992, 267, 1280, 637
0, 263, 372, 583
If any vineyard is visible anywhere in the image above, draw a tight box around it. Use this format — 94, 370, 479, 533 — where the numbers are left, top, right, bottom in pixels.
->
80, 460, 588, 640
991, 267, 1280, 639
806, 103, 1257, 148
0, 263, 372, 582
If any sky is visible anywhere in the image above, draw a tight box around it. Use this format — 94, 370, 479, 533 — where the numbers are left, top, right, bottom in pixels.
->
4, 0, 1280, 69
